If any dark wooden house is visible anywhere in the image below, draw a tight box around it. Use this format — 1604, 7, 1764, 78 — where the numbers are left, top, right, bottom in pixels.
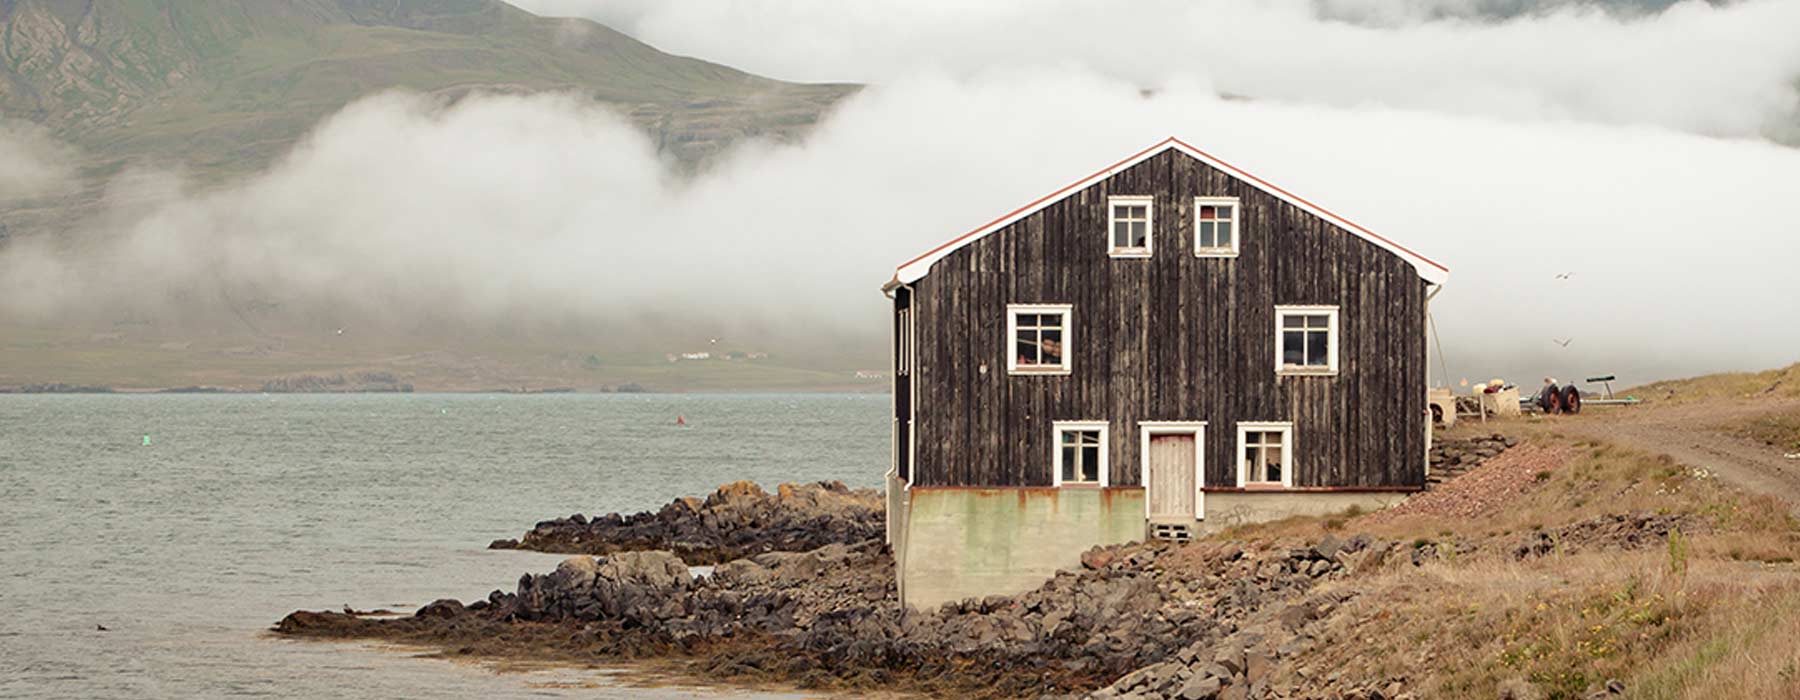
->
881, 137, 1447, 607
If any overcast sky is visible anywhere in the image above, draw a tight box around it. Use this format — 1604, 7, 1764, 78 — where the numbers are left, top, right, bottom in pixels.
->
4, 0, 1799, 386
509, 0, 1800, 385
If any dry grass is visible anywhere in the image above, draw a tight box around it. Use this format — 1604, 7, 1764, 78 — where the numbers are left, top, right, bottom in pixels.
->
1240, 432, 1800, 699
1725, 405, 1800, 453
1626, 363, 1800, 404
1304, 552, 1800, 700
1240, 436, 1795, 547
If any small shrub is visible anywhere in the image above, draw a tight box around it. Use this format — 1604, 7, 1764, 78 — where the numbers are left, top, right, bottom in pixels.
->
1668, 528, 1689, 577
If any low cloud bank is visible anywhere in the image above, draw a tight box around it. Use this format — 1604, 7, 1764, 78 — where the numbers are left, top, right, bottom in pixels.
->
3, 70, 1797, 384
517, 0, 1800, 144
0, 121, 77, 200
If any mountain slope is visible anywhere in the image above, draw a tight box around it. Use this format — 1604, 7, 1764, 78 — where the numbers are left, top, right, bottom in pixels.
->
0, 0, 854, 234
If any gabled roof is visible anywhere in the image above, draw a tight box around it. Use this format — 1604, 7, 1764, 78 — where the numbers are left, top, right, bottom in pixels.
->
887, 136, 1449, 289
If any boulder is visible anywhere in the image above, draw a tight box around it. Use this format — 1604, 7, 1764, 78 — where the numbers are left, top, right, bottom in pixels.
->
1082, 546, 1118, 570
1177, 674, 1222, 700
596, 551, 687, 589
415, 598, 465, 619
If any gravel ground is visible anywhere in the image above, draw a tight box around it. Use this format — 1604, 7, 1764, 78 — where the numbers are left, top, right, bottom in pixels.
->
1360, 442, 1574, 524
1559, 397, 1800, 517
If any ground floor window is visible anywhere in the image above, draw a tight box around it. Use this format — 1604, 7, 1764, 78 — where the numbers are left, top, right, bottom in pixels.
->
1237, 422, 1294, 487
1053, 421, 1109, 486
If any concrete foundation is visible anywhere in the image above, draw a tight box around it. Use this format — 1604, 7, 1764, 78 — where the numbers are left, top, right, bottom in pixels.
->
890, 483, 1410, 609
894, 486, 1144, 609
1192, 490, 1408, 535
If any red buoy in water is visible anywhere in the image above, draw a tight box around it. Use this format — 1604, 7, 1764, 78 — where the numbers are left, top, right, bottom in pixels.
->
676, 415, 686, 426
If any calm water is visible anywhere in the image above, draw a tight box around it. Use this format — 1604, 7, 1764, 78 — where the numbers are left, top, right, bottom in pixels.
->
0, 393, 887, 699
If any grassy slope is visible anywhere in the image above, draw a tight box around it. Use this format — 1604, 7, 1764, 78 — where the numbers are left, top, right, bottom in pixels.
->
0, 0, 854, 222
1241, 419, 1800, 699
0, 1, 865, 391
1734, 408, 1800, 453
1624, 363, 1800, 404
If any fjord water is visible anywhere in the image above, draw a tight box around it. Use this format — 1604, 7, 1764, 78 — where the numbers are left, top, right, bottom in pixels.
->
0, 393, 886, 699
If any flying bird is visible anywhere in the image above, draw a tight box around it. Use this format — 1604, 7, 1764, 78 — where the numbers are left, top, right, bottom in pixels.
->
1555, 272, 1576, 280
1554, 338, 1573, 347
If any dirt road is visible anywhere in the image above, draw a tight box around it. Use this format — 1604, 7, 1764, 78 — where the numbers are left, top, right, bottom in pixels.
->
1556, 397, 1800, 515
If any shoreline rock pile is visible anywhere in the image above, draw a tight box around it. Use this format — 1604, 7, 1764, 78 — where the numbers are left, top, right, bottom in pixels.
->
1427, 433, 1517, 487
280, 533, 1394, 698
487, 480, 883, 564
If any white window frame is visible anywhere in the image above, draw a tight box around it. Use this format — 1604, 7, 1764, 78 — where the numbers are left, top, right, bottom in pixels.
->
1107, 195, 1154, 258
1274, 305, 1340, 376
1193, 196, 1241, 258
1139, 421, 1207, 520
1236, 422, 1295, 488
1053, 421, 1110, 487
1007, 304, 1073, 375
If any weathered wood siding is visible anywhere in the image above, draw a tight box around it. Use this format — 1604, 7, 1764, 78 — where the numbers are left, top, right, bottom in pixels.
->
906, 149, 1428, 489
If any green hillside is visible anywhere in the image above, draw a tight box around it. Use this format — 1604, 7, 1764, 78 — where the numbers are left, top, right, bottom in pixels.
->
0, 0, 855, 236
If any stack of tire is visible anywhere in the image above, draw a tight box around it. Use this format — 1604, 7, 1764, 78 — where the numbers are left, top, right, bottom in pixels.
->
1537, 383, 1583, 414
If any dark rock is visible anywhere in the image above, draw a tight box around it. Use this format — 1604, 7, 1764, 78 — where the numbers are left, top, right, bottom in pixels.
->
486, 480, 883, 565
1312, 534, 1343, 561
415, 598, 464, 619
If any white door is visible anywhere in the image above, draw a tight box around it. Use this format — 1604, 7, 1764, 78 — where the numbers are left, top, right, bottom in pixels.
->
1144, 428, 1203, 522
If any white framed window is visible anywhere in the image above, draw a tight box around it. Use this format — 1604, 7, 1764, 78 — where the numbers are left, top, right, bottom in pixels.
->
1007, 304, 1072, 375
1193, 196, 1240, 257
1107, 195, 1153, 257
1237, 422, 1294, 488
1275, 305, 1339, 376
1054, 421, 1109, 487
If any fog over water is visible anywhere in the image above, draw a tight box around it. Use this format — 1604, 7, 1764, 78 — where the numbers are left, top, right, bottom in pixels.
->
4, 0, 1799, 387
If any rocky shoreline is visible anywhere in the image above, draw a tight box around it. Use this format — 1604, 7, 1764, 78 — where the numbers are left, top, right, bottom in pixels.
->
280, 535, 1375, 699
279, 470, 1688, 699
487, 480, 884, 565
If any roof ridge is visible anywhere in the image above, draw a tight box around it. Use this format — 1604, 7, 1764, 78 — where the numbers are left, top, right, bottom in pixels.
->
889, 137, 1447, 288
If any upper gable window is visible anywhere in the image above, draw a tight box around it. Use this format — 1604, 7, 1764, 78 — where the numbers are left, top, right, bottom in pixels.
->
1008, 304, 1072, 375
1194, 196, 1240, 257
1275, 306, 1339, 376
1108, 196, 1153, 258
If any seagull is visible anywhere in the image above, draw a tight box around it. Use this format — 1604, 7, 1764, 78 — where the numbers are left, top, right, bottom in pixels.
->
1555, 272, 1576, 280
335, 328, 345, 335
1554, 338, 1573, 347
